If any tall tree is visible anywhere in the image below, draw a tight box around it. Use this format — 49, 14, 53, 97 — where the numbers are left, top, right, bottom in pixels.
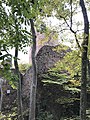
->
0, 1, 31, 119
29, 19, 37, 120
80, 0, 89, 120
14, 46, 23, 120
0, 78, 3, 111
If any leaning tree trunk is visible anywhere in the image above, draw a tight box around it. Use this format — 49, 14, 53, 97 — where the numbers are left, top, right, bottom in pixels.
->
14, 46, 23, 120
29, 19, 37, 120
80, 0, 89, 120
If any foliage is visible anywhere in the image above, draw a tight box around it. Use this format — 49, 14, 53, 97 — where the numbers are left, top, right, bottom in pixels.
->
51, 50, 81, 78
0, 68, 18, 89
0, 112, 17, 120
0, 0, 89, 119
88, 35, 90, 58
37, 27, 59, 46
60, 116, 80, 120
36, 110, 54, 120
52, 44, 69, 52
41, 49, 81, 93
19, 63, 31, 74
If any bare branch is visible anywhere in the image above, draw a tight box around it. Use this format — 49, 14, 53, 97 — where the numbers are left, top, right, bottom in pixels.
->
70, 0, 73, 28
59, 15, 81, 50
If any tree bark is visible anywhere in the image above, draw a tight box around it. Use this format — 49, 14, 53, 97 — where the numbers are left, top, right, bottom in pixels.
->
14, 47, 23, 120
87, 59, 90, 81
80, 0, 89, 120
29, 19, 37, 120
0, 79, 3, 111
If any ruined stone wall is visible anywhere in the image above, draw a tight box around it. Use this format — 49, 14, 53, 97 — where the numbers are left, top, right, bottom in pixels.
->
36, 45, 69, 74
22, 67, 32, 97
22, 45, 71, 97
0, 45, 71, 114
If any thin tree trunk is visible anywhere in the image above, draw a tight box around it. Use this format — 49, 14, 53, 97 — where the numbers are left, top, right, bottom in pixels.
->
87, 59, 90, 81
0, 80, 3, 111
14, 47, 23, 120
29, 19, 37, 120
80, 0, 89, 120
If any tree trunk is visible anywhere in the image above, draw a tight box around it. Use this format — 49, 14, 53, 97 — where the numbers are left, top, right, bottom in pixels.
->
87, 59, 90, 81
14, 47, 23, 120
29, 19, 37, 120
80, 0, 89, 120
0, 79, 3, 111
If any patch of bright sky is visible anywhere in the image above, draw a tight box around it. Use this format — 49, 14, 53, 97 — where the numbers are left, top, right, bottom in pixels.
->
2, 3, 31, 64
10, 48, 30, 65
11, 10, 90, 64
2, 3, 90, 64
44, 7, 90, 48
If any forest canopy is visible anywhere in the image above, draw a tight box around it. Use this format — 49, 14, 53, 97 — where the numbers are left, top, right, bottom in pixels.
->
0, 0, 90, 120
